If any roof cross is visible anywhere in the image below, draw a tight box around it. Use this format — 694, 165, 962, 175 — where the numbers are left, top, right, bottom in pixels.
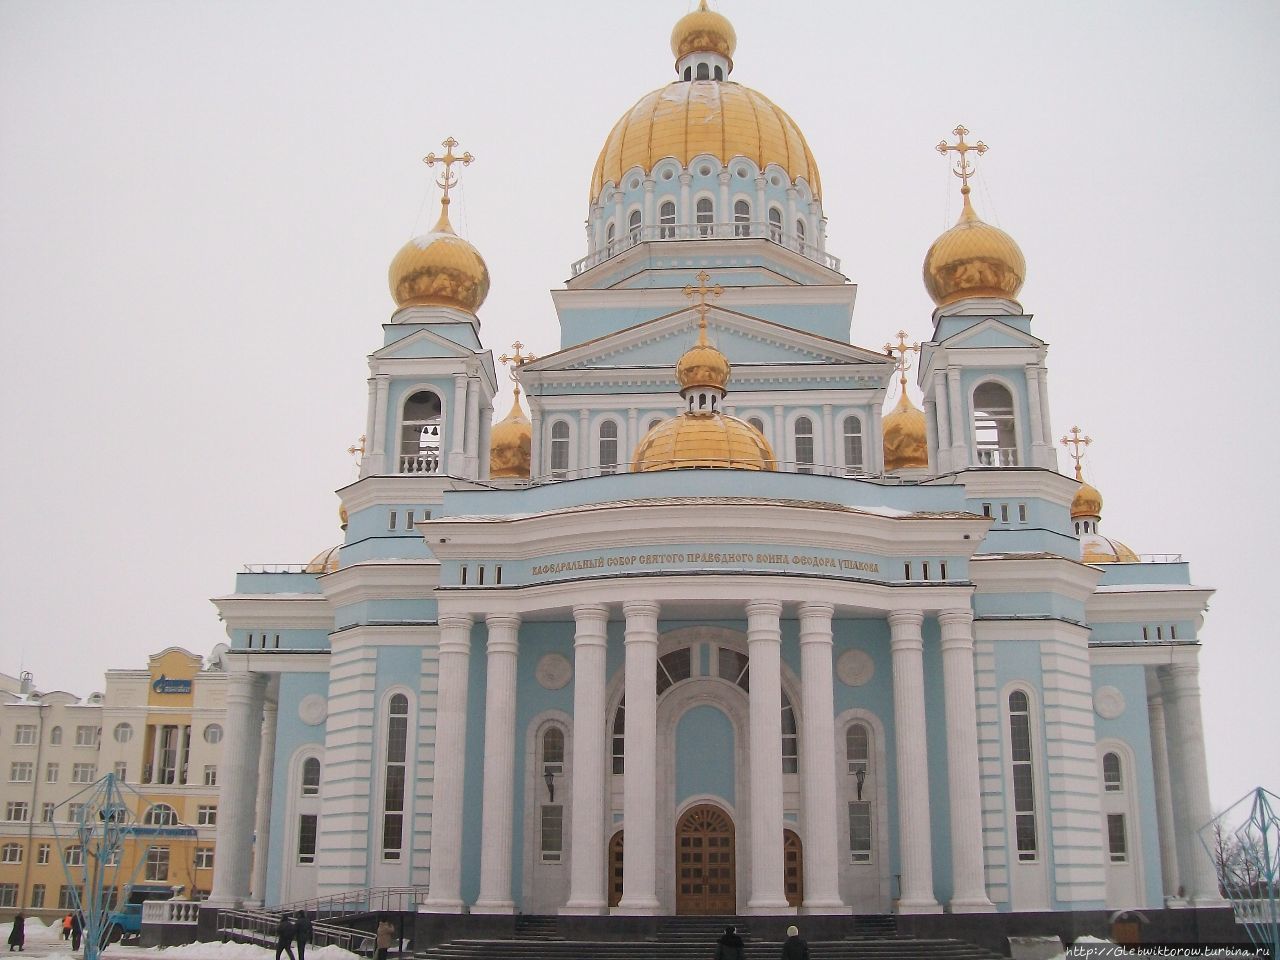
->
936, 124, 988, 196
683, 270, 723, 343
498, 341, 537, 398
424, 137, 474, 207
1060, 425, 1093, 481
884, 329, 920, 390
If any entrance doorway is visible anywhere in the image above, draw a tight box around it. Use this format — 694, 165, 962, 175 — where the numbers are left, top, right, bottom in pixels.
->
608, 830, 624, 907
784, 829, 804, 907
675, 803, 736, 914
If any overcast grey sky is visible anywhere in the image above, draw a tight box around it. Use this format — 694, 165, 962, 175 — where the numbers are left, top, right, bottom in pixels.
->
1, 1, 1276, 810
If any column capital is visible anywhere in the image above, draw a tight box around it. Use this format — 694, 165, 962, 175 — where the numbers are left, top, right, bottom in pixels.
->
573, 605, 609, 645
746, 598, 783, 618
439, 615, 474, 656
938, 608, 976, 651
938, 607, 974, 628
484, 613, 522, 631
888, 608, 925, 630
798, 601, 836, 620
485, 614, 521, 657
224, 671, 265, 703
622, 599, 661, 619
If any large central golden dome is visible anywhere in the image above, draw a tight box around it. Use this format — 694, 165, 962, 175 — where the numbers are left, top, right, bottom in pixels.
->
632, 414, 775, 472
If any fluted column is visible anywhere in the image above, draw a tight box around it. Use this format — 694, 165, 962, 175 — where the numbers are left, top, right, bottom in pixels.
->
938, 610, 994, 912
449, 374, 468, 475
464, 376, 481, 478
563, 604, 610, 915
746, 599, 791, 913
423, 615, 474, 912
618, 600, 660, 914
1147, 692, 1181, 902
946, 368, 966, 466
208, 672, 265, 906
368, 375, 390, 476
933, 370, 952, 473
797, 602, 846, 913
247, 698, 278, 907
529, 403, 542, 478
475, 614, 522, 913
1025, 365, 1046, 466
888, 610, 941, 913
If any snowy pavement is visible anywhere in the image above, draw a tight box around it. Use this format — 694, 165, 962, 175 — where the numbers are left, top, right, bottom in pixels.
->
1, 922, 358, 960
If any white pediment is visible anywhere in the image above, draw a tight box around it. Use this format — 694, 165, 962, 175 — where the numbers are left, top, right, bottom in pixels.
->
935, 316, 1045, 350
372, 325, 484, 362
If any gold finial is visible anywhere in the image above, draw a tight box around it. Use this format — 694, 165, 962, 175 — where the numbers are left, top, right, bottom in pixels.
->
936, 124, 988, 197
498, 341, 537, 399
683, 270, 723, 344
1060, 425, 1093, 481
347, 434, 366, 461
424, 136, 474, 213
884, 330, 920, 391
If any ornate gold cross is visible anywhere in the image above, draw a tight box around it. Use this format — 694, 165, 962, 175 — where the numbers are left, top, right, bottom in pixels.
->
936, 124, 987, 196
347, 435, 365, 465
1060, 425, 1093, 481
884, 329, 920, 389
683, 270, 723, 342
424, 136, 474, 206
498, 341, 537, 397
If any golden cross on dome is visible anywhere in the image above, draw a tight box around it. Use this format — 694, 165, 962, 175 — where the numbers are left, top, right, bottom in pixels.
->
936, 125, 987, 196
884, 330, 920, 389
1060, 425, 1093, 481
346, 434, 365, 464
683, 270, 723, 343
424, 136, 474, 207
498, 341, 537, 397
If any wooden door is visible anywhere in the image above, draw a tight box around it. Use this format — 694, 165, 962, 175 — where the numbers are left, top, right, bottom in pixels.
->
675, 803, 736, 914
784, 829, 804, 907
608, 831, 624, 907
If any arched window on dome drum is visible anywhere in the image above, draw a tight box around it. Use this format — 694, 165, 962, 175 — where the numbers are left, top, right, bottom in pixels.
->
599, 420, 618, 475
696, 62, 709, 80
550, 420, 570, 479
714, 65, 723, 80
795, 219, 806, 254
748, 416, 766, 444
734, 199, 751, 237
768, 207, 783, 243
628, 209, 642, 244
973, 381, 1018, 467
381, 693, 409, 861
400, 390, 443, 475
794, 416, 814, 474
781, 691, 798, 773
1008, 689, 1038, 860
696, 197, 714, 237
659, 201, 676, 239
605, 221, 616, 253
1103, 751, 1123, 792
843, 416, 864, 475
683, 66, 692, 81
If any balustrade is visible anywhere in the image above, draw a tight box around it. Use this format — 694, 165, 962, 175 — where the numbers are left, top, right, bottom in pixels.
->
571, 221, 840, 275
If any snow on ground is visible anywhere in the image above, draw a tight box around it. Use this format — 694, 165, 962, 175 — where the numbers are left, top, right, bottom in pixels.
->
2, 916, 68, 944
109, 944, 360, 960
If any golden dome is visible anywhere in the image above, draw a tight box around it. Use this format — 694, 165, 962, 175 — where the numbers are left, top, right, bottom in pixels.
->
590, 81, 820, 204
676, 340, 731, 391
304, 543, 341, 574
1071, 479, 1103, 519
882, 391, 929, 472
632, 413, 775, 472
1082, 534, 1140, 564
923, 194, 1025, 307
388, 206, 490, 313
489, 389, 532, 479
671, 1, 736, 64
338, 503, 349, 530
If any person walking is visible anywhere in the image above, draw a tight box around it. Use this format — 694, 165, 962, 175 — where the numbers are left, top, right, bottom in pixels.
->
374, 917, 395, 960
293, 911, 312, 960
6, 913, 24, 952
70, 913, 82, 952
714, 924, 744, 960
274, 913, 297, 960
62, 914, 72, 941
780, 924, 809, 960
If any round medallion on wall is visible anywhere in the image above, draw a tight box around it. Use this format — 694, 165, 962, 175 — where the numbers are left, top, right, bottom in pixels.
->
1094, 685, 1126, 720
298, 694, 328, 726
536, 654, 573, 690
836, 649, 875, 687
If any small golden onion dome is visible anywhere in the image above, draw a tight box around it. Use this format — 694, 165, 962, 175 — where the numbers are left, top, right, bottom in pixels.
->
388, 206, 490, 313
590, 82, 820, 204
1082, 533, 1140, 564
338, 503, 349, 530
304, 544, 341, 574
632, 414, 775, 472
489, 389, 532, 479
671, 0, 737, 65
676, 340, 731, 391
882, 391, 929, 472
923, 194, 1026, 307
1071, 480, 1103, 519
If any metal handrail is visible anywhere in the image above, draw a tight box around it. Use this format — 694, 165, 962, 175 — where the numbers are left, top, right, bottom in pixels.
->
570, 221, 841, 275
241, 564, 309, 574
272, 885, 428, 919
528, 458, 887, 485
216, 909, 375, 956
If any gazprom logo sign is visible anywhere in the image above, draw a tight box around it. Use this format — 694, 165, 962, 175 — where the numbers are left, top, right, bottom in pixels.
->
152, 675, 192, 695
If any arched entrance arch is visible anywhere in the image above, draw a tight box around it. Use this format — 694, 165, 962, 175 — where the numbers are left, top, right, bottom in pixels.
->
675, 803, 736, 915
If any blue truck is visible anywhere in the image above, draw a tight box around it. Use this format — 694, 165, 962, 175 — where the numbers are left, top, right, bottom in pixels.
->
104, 883, 183, 942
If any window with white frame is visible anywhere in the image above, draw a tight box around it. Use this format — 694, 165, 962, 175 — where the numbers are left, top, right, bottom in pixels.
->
1107, 813, 1128, 862
795, 218, 806, 253
72, 763, 96, 783
37, 843, 50, 864
75, 725, 97, 746
734, 199, 751, 236
381, 694, 409, 861
10, 762, 33, 782
843, 415, 864, 474
611, 699, 625, 775
49, 726, 62, 745
196, 805, 217, 826
65, 845, 84, 867
540, 804, 564, 863
848, 802, 872, 864
144, 845, 169, 881
696, 196, 714, 236
14, 725, 35, 745
973, 382, 1017, 466
781, 692, 798, 773
203, 724, 223, 744
794, 416, 814, 473
540, 726, 566, 862
550, 420, 570, 479
628, 209, 642, 243
30, 884, 45, 909
1, 843, 21, 864
67, 803, 84, 822
846, 722, 873, 862
41, 804, 54, 823
58, 885, 80, 910
301, 757, 321, 797
113, 722, 133, 743
204, 765, 217, 787
113, 761, 127, 782
768, 207, 783, 242
0, 884, 15, 908
298, 814, 318, 864
5, 802, 28, 822
659, 200, 676, 238
400, 390, 443, 474
599, 421, 619, 474
605, 221, 616, 250
1103, 751, 1123, 792
145, 804, 178, 826
194, 847, 214, 870
1008, 690, 1038, 860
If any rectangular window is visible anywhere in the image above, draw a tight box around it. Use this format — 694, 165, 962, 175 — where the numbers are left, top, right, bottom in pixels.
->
197, 805, 217, 826
1018, 503, 1028, 523
478, 565, 485, 585
298, 814, 318, 864
195, 847, 214, 870
1, 844, 21, 863
460, 565, 468, 585
72, 763, 97, 783
940, 561, 948, 580
540, 804, 564, 862
45, 762, 59, 783
10, 761, 33, 782
495, 565, 502, 585
1169, 624, 1177, 639
848, 801, 872, 863
1107, 813, 1128, 862
68, 803, 84, 823
1142, 626, 1149, 642
903, 562, 912, 580
14, 725, 36, 746
37, 844, 50, 865
0, 884, 16, 908
75, 725, 97, 747
1000, 503, 1009, 523
41, 803, 54, 823
981, 503, 992, 518
1156, 626, 1164, 640
114, 761, 127, 781
65, 846, 84, 866
405, 510, 415, 528
204, 765, 217, 787
58, 885, 81, 910
30, 884, 45, 909
5, 802, 29, 822
922, 562, 930, 580
144, 845, 169, 881
388, 510, 397, 530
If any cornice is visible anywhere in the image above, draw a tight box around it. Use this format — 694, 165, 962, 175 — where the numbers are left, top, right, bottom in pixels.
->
210, 595, 332, 630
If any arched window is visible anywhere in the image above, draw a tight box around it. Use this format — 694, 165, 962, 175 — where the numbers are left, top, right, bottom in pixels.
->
795, 219, 806, 254
973, 382, 1017, 467
683, 66, 692, 81
628, 209, 642, 243
734, 199, 751, 237
843, 415, 864, 474
1103, 751, 1122, 792
696, 197, 714, 237
611, 699, 625, 774
696, 62, 709, 80
846, 723, 870, 779
550, 420, 570, 479
605, 221, 616, 252
400, 390, 443, 475
49, 726, 62, 746
1008, 690, 1038, 860
599, 420, 618, 475
542, 728, 565, 778
144, 804, 178, 826
714, 65, 724, 80
656, 648, 692, 695
659, 200, 676, 239
648, 416, 664, 433
301, 757, 321, 797
781, 692, 798, 773
748, 416, 766, 439
540, 726, 566, 862
794, 416, 814, 473
381, 694, 409, 862
846, 722, 873, 862
768, 207, 783, 243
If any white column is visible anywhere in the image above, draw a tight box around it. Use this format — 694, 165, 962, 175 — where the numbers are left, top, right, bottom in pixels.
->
149, 724, 161, 784
679, 172, 692, 228
797, 602, 846, 913
933, 370, 952, 474
888, 610, 941, 913
821, 404, 834, 476
449, 374, 468, 475
786, 186, 798, 246
579, 408, 591, 477
464, 376, 480, 478
938, 610, 994, 912
626, 408, 638, 465
946, 367, 966, 466
478, 401, 493, 481
369, 375, 390, 476
869, 402, 884, 474
208, 672, 265, 907
563, 604, 610, 915
248, 698, 278, 907
612, 188, 624, 246
1037, 366, 1055, 470
754, 176, 766, 237
475, 614, 521, 913
923, 400, 938, 473
529, 403, 542, 478
718, 170, 731, 235
773, 405, 785, 462
618, 600, 660, 913
178, 724, 191, 785
1147, 692, 1182, 902
746, 599, 791, 913
1161, 664, 1224, 905
1025, 364, 1046, 467
643, 178, 655, 234
423, 615, 474, 912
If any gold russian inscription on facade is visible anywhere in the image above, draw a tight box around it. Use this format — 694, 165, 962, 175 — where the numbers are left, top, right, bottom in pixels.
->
528, 551, 881, 579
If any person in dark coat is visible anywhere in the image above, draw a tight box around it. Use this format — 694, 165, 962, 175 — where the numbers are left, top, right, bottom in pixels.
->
6, 913, 24, 952
781, 924, 809, 960
70, 913, 82, 952
293, 911, 312, 960
715, 924, 744, 960
274, 914, 297, 960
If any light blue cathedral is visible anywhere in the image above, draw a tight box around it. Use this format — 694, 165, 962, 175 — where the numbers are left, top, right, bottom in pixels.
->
206, 1, 1222, 931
